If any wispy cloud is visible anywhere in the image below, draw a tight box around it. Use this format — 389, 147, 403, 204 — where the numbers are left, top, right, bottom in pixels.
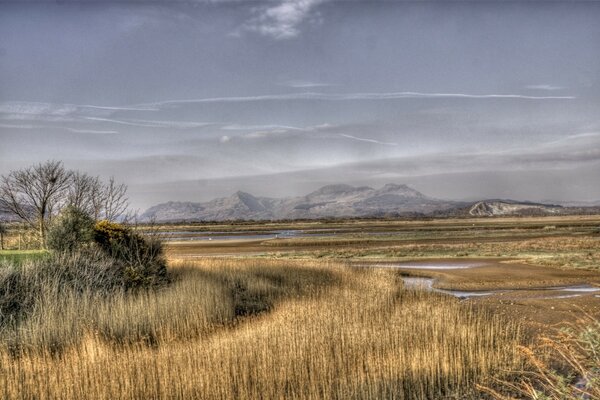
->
239, 122, 339, 139
245, 129, 292, 139
280, 80, 334, 88
221, 123, 304, 131
243, 0, 325, 40
84, 117, 213, 129
67, 128, 119, 135
545, 131, 600, 145
0, 101, 156, 116
0, 101, 158, 126
339, 134, 398, 146
3, 90, 573, 125
140, 91, 576, 108
526, 84, 564, 91
566, 132, 600, 139
0, 123, 118, 135
0, 123, 45, 129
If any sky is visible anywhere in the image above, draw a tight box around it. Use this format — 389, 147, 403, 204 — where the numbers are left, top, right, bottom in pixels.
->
1, 0, 599, 210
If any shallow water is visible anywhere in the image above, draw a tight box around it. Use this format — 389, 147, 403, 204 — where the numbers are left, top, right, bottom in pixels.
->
399, 276, 600, 300
552, 286, 600, 293
382, 262, 484, 270
401, 277, 495, 298
152, 229, 334, 242
400, 277, 435, 290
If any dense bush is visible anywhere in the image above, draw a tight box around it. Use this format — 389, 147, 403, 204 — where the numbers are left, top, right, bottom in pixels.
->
93, 220, 167, 287
47, 206, 95, 253
93, 220, 130, 254
46, 217, 168, 288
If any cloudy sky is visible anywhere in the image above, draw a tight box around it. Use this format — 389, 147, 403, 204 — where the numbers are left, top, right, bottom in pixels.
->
1, 1, 599, 209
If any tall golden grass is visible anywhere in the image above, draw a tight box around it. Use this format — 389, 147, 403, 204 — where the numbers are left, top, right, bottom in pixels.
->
481, 315, 600, 400
0, 259, 522, 399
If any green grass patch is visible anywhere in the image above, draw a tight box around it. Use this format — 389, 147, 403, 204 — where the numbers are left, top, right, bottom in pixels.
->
0, 250, 49, 266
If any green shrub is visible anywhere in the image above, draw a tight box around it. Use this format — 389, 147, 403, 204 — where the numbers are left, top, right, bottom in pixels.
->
47, 206, 95, 253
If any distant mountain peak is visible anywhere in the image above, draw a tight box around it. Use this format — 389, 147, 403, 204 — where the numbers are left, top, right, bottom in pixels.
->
375, 183, 426, 198
308, 184, 358, 196
381, 183, 409, 190
232, 190, 254, 199
230, 191, 266, 212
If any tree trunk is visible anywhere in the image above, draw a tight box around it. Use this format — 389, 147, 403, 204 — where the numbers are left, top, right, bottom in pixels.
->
39, 219, 46, 249
0, 232, 3, 250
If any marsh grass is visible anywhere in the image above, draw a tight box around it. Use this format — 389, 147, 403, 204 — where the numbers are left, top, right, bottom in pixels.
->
480, 315, 600, 400
0, 258, 522, 399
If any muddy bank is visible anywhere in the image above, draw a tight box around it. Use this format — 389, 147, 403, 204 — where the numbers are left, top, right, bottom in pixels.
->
368, 258, 600, 328
365, 258, 600, 291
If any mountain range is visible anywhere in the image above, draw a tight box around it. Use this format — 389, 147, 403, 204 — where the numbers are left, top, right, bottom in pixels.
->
1, 184, 597, 224
140, 184, 593, 222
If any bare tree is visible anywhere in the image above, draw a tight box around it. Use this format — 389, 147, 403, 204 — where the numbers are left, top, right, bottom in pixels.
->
68, 172, 103, 219
0, 161, 72, 247
102, 177, 129, 222
68, 174, 129, 222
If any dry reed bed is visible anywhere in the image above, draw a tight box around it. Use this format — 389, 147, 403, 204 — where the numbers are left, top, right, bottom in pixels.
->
293, 236, 600, 270
0, 259, 521, 399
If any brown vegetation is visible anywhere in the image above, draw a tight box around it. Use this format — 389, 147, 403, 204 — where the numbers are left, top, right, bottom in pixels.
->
0, 259, 521, 399
2, 215, 599, 398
